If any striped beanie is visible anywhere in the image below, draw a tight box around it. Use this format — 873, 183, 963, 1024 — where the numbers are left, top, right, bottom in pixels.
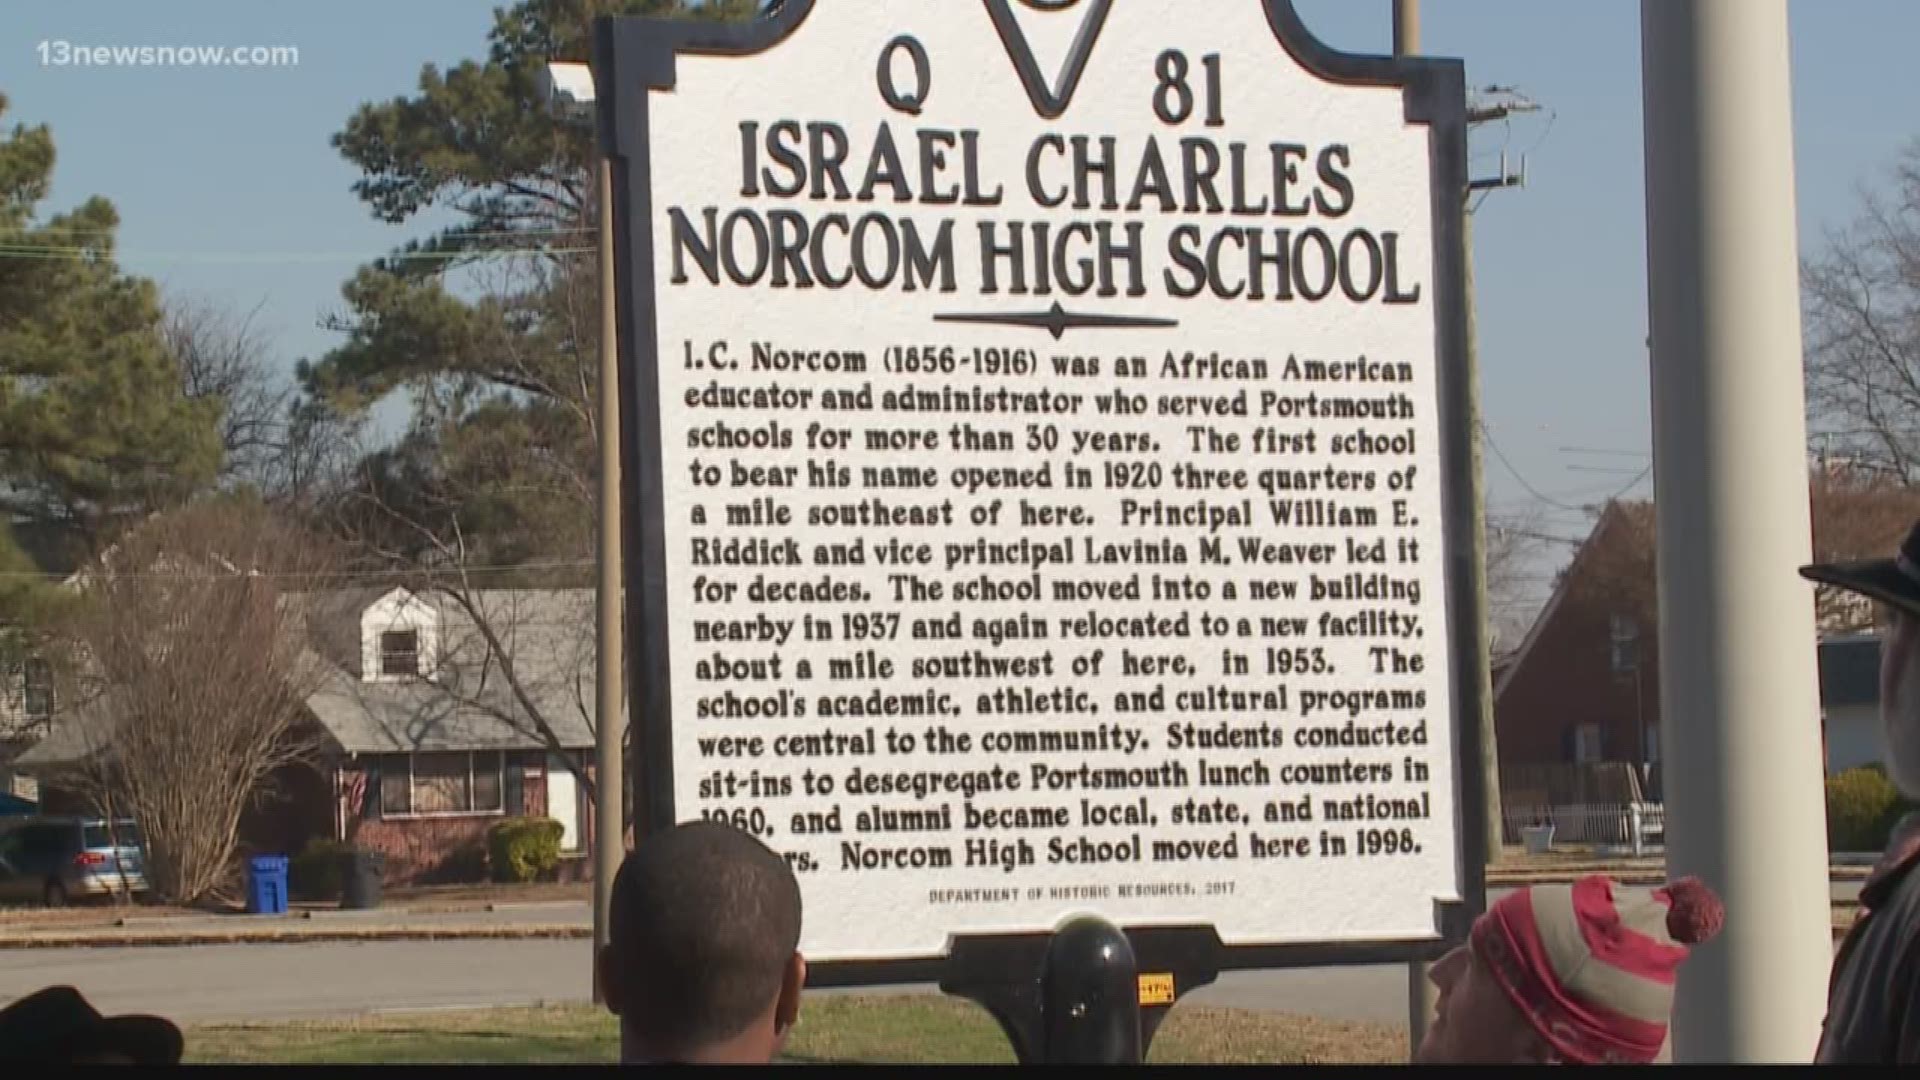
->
1470, 875, 1724, 1064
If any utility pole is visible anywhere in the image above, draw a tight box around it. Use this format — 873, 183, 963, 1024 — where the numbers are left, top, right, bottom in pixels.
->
1641, 0, 1831, 1061
536, 58, 628, 1008
1396, 2, 1535, 1055
1459, 88, 1531, 867
1392, 2, 1439, 1060
594, 127, 628, 988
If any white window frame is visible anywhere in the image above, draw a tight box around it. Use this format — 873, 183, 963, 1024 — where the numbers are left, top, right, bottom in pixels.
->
379, 750, 507, 819
20, 659, 52, 720
379, 630, 422, 678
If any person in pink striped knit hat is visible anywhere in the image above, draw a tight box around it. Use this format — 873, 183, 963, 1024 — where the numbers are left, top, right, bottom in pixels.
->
1415, 874, 1725, 1064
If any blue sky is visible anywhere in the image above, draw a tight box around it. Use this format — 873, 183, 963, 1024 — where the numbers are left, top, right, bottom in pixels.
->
3, 0, 1916, 613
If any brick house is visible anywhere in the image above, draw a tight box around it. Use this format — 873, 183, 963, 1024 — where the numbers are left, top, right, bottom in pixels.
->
17, 586, 602, 886
1497, 498, 1897, 785
1495, 502, 1662, 774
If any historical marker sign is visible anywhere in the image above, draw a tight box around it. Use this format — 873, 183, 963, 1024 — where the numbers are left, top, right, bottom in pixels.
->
600, 0, 1481, 971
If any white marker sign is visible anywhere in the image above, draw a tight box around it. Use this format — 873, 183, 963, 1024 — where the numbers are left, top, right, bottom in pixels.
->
603, 0, 1481, 967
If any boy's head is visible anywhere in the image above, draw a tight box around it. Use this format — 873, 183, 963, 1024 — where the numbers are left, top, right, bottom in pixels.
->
1418, 875, 1723, 1064
596, 820, 805, 1064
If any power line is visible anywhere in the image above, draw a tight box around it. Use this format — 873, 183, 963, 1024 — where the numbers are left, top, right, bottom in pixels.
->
1558, 446, 1650, 459
1481, 420, 1591, 513
0, 226, 595, 241
0, 244, 595, 265
0, 560, 595, 582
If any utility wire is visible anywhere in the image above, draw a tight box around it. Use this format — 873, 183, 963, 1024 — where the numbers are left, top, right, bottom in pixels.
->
0, 226, 594, 241
0, 244, 595, 265
1481, 420, 1591, 513
0, 560, 595, 581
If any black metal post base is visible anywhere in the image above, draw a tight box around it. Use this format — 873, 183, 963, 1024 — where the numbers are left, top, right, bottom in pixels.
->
940, 921, 1224, 1064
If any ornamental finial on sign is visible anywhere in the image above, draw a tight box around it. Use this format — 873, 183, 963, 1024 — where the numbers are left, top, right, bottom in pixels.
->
983, 0, 1112, 119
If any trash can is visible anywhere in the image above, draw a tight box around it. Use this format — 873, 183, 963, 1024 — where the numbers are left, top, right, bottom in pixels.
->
246, 855, 289, 915
341, 850, 385, 910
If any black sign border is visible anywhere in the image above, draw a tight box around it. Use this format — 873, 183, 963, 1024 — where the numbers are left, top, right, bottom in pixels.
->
596, 0, 1487, 986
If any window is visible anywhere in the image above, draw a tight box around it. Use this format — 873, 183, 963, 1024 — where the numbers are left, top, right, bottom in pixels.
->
1574, 722, 1604, 765
378, 752, 504, 817
21, 659, 51, 719
380, 631, 420, 677
82, 821, 142, 850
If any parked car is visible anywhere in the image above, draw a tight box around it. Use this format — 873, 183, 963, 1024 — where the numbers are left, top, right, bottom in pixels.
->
0, 816, 149, 906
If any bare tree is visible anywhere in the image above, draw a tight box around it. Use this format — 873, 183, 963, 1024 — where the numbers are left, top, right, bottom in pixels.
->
1809, 463, 1920, 632
1804, 141, 1920, 481
338, 499, 603, 807
163, 294, 367, 511
314, 247, 605, 803
51, 500, 336, 904
1485, 507, 1547, 655
1538, 473, 1918, 643
165, 297, 285, 482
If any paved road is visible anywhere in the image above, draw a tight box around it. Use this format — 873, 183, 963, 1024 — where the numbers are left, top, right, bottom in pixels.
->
0, 937, 1417, 1026
0, 883, 1860, 1027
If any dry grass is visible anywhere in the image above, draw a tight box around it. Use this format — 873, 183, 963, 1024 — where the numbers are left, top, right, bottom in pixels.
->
186, 997, 1407, 1065
384, 881, 588, 910
0, 881, 586, 932
0, 898, 213, 930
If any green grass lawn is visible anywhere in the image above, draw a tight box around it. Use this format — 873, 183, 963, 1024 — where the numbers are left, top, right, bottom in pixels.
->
187, 996, 1407, 1065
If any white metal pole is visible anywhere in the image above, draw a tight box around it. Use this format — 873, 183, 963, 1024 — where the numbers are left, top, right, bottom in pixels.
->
1640, 0, 1832, 1062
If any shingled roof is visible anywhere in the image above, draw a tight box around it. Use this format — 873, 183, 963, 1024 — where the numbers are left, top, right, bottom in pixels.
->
16, 587, 599, 767
302, 588, 598, 755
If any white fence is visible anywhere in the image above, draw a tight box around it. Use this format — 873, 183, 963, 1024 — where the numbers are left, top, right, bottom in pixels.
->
1504, 802, 1665, 855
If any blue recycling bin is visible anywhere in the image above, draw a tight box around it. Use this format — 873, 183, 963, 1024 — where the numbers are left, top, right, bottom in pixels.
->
246, 855, 289, 915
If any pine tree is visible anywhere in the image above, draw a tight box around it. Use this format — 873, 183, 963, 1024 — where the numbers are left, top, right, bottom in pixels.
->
0, 93, 223, 629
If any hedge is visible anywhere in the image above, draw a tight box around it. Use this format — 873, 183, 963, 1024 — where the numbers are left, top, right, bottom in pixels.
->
1827, 765, 1915, 853
289, 838, 351, 901
487, 817, 565, 883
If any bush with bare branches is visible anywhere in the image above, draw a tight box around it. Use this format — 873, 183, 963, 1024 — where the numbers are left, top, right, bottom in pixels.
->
51, 499, 337, 904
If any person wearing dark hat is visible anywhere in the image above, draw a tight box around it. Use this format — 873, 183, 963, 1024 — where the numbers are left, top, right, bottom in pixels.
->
1802, 523, 1920, 1062
0, 985, 183, 1065
596, 820, 805, 1065
1415, 875, 1724, 1064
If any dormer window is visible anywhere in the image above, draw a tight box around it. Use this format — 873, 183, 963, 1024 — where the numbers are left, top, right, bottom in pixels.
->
380, 631, 421, 677
21, 660, 52, 720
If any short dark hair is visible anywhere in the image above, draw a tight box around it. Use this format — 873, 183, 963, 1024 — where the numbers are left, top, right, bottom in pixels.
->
609, 821, 803, 1051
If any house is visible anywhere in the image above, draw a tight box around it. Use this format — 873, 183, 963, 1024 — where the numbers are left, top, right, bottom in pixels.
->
17, 585, 603, 886
1818, 633, 1883, 774
0, 657, 55, 748
1497, 498, 1899, 783
1495, 501, 1661, 772
0, 519, 85, 805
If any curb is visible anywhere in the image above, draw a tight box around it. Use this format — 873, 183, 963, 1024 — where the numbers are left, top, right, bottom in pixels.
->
0, 920, 1853, 949
0, 925, 591, 950
1488, 867, 1870, 886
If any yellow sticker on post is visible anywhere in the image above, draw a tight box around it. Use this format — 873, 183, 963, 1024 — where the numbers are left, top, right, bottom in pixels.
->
1137, 972, 1175, 1006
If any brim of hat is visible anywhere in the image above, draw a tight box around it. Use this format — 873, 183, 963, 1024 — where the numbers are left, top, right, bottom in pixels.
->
82, 1015, 183, 1065
1799, 558, 1920, 620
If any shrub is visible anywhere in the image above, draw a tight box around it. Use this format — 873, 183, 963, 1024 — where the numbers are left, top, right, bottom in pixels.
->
289, 838, 351, 901
1828, 767, 1904, 852
430, 841, 490, 885
487, 817, 564, 883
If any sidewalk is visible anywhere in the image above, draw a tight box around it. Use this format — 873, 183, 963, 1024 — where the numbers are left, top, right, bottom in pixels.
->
0, 867, 1863, 949
0, 900, 592, 950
